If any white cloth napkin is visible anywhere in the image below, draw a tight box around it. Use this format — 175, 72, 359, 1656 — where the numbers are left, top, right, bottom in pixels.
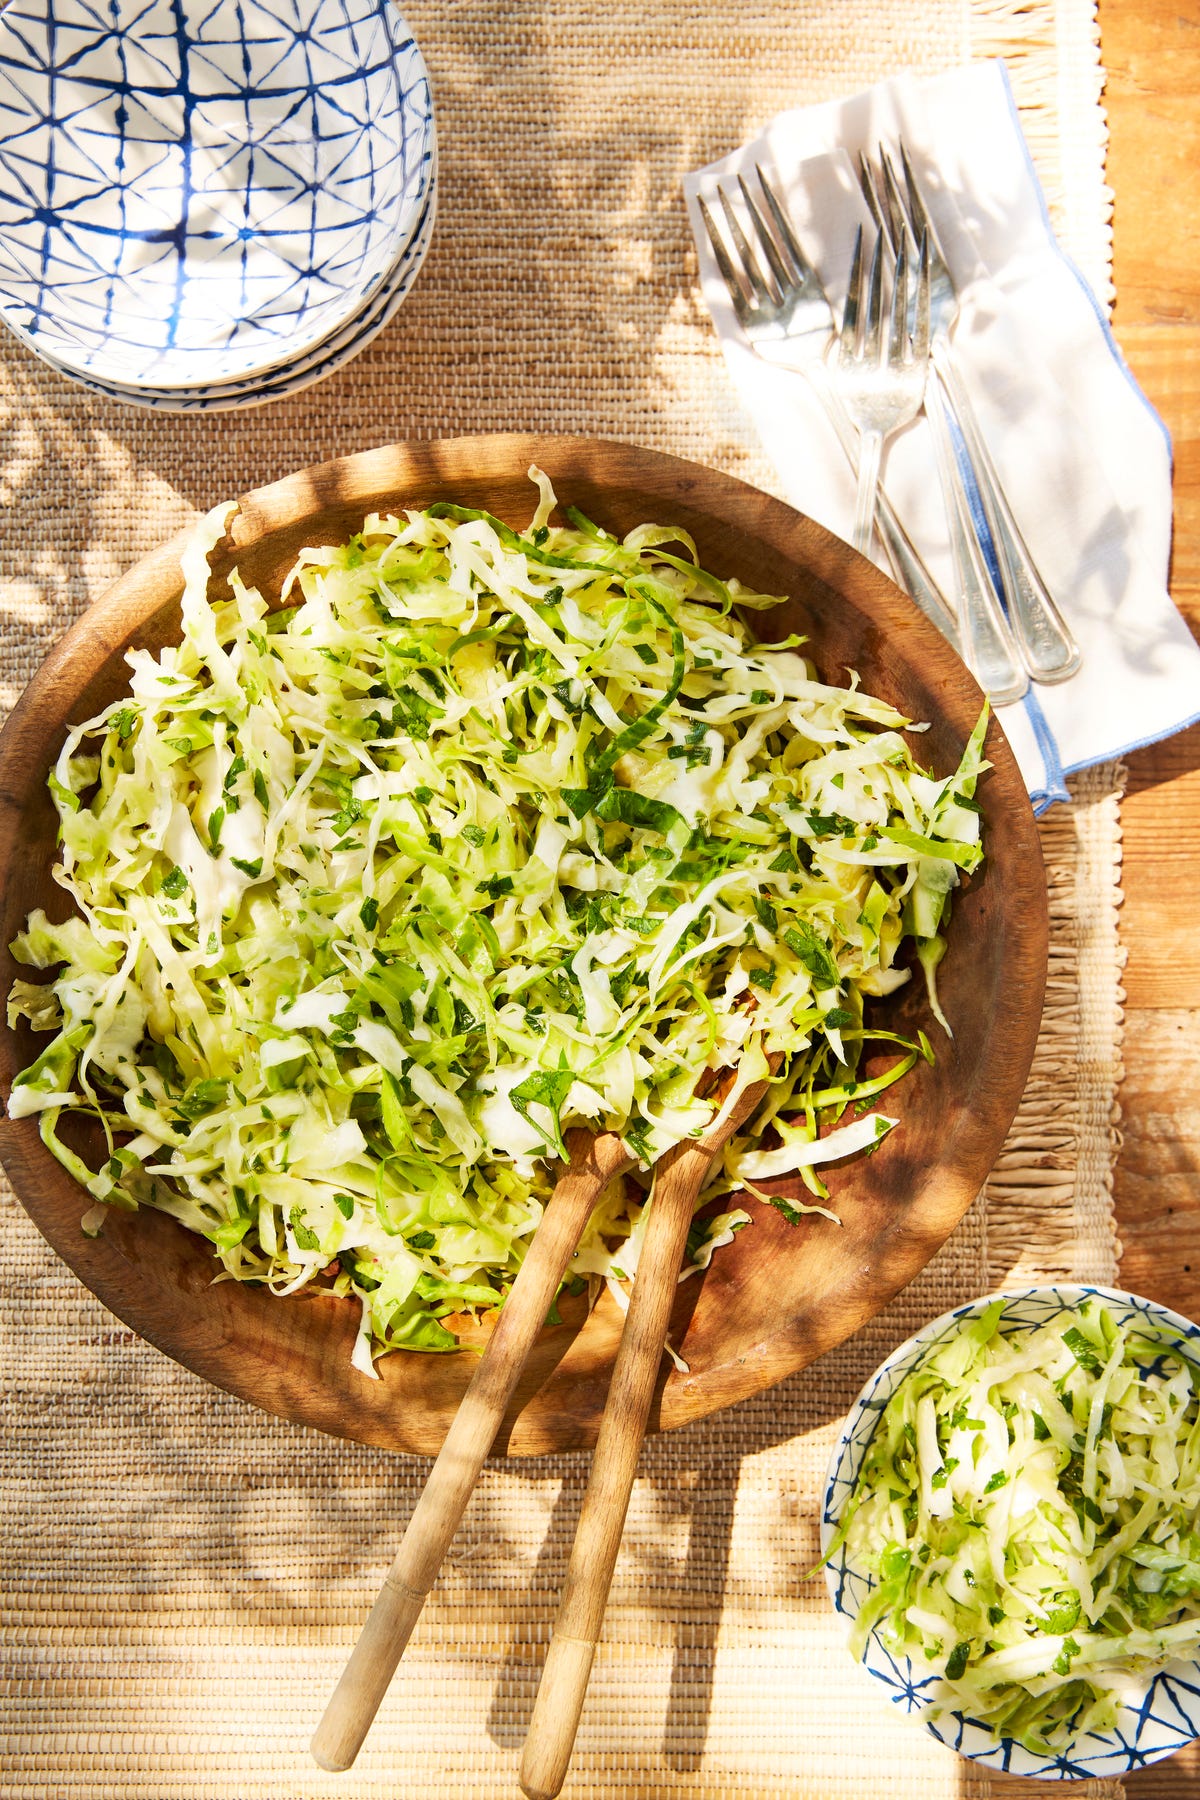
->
683, 60, 1200, 810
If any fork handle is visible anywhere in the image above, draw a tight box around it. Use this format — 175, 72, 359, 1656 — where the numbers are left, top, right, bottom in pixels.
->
518, 1141, 714, 1800
520, 1063, 777, 1800
806, 365, 961, 654
926, 374, 1028, 706
876, 511, 963, 655
932, 338, 1081, 684
852, 428, 883, 554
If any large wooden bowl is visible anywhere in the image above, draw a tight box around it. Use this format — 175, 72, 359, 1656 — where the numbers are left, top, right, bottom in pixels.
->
0, 436, 1047, 1456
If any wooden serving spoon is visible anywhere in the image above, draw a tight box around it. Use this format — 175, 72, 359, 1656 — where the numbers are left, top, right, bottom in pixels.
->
519, 1060, 778, 1800
310, 1126, 633, 1773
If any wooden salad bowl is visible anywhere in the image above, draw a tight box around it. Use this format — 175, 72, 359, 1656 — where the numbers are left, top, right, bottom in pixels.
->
0, 436, 1048, 1456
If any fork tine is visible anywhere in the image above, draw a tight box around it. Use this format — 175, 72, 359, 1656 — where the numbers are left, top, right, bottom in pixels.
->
911, 227, 931, 362
887, 236, 909, 368
697, 193, 751, 324
718, 185, 773, 305
855, 152, 890, 245
863, 232, 884, 361
736, 173, 792, 298
878, 148, 914, 255
897, 141, 933, 237
754, 163, 824, 293
839, 224, 864, 356
898, 141, 951, 281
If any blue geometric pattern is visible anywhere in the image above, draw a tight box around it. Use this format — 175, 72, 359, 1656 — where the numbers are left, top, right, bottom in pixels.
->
821, 1283, 1200, 1779
0, 0, 433, 388
33, 159, 437, 411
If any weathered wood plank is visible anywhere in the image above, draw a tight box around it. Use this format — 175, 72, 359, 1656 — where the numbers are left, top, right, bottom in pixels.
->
1112, 1010, 1200, 1324
1101, 0, 1200, 329
1101, 0, 1200, 1368
1109, 326, 1200, 1013
1120, 725, 1200, 1008
1110, 324, 1200, 601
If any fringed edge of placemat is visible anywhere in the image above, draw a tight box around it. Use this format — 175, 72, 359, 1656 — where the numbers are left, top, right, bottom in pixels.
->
985, 761, 1125, 1291
968, 0, 1113, 305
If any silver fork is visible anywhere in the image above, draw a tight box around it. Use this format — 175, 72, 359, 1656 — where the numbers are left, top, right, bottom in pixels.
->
925, 360, 1029, 705
697, 171, 961, 652
832, 224, 929, 555
865, 146, 1082, 684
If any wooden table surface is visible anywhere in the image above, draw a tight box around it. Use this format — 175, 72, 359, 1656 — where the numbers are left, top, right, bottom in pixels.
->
1093, 2, 1200, 1794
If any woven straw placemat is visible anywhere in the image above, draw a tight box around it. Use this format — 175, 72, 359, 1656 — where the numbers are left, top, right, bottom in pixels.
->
0, 2, 1124, 1796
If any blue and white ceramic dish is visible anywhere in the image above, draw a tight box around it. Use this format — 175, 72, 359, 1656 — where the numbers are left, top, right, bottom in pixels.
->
0, 0, 434, 389
822, 1285, 1200, 1781
33, 159, 437, 411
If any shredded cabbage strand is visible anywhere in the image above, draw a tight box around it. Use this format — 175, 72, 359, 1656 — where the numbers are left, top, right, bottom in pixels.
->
826, 1299, 1200, 1754
7, 472, 986, 1369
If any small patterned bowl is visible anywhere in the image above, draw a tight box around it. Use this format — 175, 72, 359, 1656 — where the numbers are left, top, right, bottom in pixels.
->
822, 1284, 1200, 1781
0, 0, 433, 390
32, 160, 437, 412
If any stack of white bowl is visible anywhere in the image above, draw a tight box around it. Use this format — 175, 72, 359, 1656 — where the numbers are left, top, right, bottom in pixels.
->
0, 0, 435, 412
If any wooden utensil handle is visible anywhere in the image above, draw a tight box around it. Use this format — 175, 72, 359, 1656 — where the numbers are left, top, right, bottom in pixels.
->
518, 1138, 710, 1800
311, 1129, 630, 1774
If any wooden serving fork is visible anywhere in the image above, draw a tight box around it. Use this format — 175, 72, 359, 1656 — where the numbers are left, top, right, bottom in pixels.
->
519, 1059, 778, 1800
310, 1126, 633, 1772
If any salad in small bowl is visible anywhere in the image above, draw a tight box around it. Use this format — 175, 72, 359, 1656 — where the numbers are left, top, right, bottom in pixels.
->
821, 1284, 1200, 1780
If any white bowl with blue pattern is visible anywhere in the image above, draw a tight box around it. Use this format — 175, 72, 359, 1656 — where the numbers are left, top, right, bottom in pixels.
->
0, 0, 434, 391
822, 1284, 1200, 1781
31, 157, 437, 411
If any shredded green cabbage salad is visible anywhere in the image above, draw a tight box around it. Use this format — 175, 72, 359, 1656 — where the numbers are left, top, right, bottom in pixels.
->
7, 470, 986, 1373
826, 1297, 1200, 1754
